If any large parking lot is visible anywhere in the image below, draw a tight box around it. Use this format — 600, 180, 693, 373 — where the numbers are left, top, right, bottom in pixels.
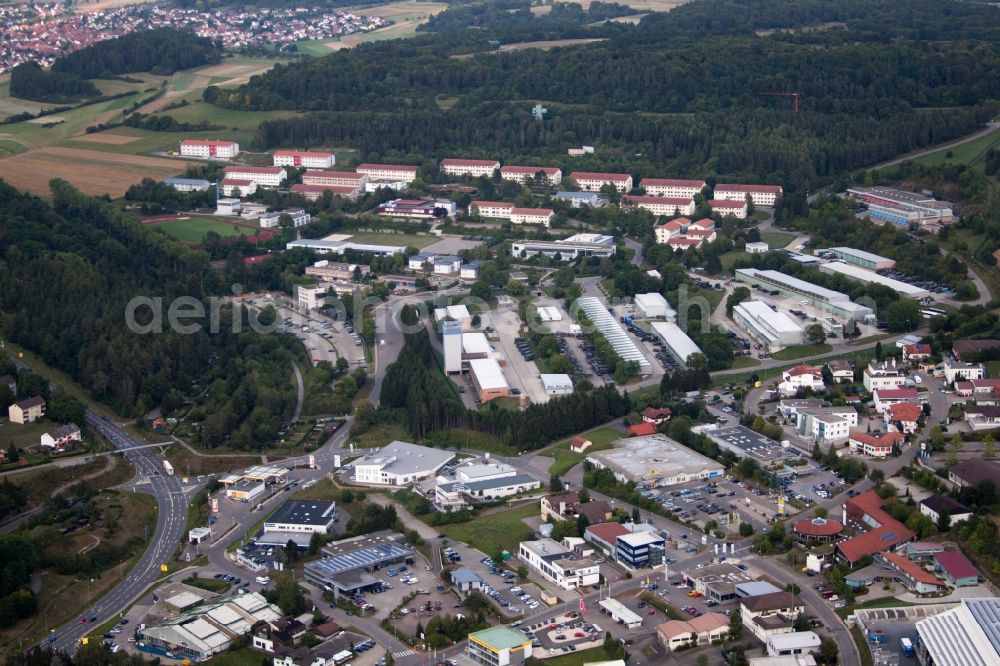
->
517, 610, 607, 658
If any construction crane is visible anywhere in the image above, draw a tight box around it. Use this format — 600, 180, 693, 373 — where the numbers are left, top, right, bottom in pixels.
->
761, 91, 801, 113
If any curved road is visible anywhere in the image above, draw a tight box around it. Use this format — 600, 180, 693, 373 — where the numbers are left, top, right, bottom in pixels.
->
872, 122, 1000, 170
45, 411, 187, 653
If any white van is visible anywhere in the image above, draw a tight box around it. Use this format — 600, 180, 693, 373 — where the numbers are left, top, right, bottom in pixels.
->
255, 576, 271, 585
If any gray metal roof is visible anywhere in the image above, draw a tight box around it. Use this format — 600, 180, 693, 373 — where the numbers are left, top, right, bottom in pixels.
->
306, 540, 412, 578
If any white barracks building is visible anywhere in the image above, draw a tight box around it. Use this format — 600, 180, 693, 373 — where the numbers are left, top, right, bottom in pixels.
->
302, 170, 368, 188
569, 171, 633, 192
623, 195, 696, 217
223, 166, 287, 188
179, 139, 239, 159
714, 184, 783, 207
500, 165, 563, 186
357, 163, 419, 184
440, 158, 500, 178
273, 150, 335, 169
640, 178, 706, 199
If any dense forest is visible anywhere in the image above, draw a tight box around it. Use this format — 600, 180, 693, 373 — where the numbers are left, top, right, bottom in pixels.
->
10, 29, 220, 102
208, 0, 1000, 191
0, 180, 297, 435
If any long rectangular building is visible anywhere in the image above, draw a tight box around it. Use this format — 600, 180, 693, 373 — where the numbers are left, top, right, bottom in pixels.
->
500, 165, 562, 186
819, 261, 929, 298
285, 239, 405, 256
576, 297, 652, 372
569, 171, 633, 192
587, 434, 724, 487
650, 321, 702, 365
468, 358, 510, 403
511, 234, 616, 260
732, 300, 804, 351
640, 178, 706, 198
273, 150, 335, 169
847, 186, 956, 227
180, 139, 239, 159
826, 247, 895, 270
714, 183, 782, 207
357, 163, 419, 183
734, 268, 874, 321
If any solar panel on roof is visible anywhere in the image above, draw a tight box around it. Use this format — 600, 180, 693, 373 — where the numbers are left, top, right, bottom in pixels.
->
880, 532, 896, 542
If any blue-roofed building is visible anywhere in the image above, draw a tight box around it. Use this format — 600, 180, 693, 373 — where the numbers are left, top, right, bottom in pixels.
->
303, 530, 414, 599
451, 568, 486, 594
163, 177, 211, 192
554, 191, 607, 208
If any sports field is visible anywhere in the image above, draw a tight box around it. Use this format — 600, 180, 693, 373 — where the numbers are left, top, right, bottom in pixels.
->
151, 217, 256, 244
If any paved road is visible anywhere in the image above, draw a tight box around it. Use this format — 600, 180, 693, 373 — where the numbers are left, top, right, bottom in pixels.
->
45, 411, 188, 653
291, 362, 305, 423
872, 121, 1000, 170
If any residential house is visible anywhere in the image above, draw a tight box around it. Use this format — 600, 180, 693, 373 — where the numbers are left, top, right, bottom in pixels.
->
577, 501, 612, 525
740, 592, 805, 642
8, 396, 45, 424
848, 431, 902, 459
653, 217, 716, 247
714, 184, 783, 207
826, 360, 854, 383
777, 365, 825, 397
440, 158, 500, 178
795, 407, 857, 444
872, 388, 920, 415
657, 614, 731, 651
944, 360, 986, 384
708, 199, 748, 219
540, 492, 580, 522
641, 407, 673, 425
568, 172, 633, 192
965, 405, 1000, 430
569, 437, 591, 453
623, 195, 696, 218
863, 360, 906, 392
499, 165, 562, 187
884, 402, 922, 434
902, 343, 933, 363
919, 495, 973, 526
510, 208, 554, 226
40, 424, 82, 450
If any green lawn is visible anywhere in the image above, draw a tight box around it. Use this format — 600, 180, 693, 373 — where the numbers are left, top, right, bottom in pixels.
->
721, 250, 750, 272
346, 231, 438, 249
153, 217, 254, 244
199, 647, 261, 666
771, 343, 832, 361
760, 231, 795, 249
711, 345, 879, 387
729, 356, 761, 369
440, 502, 537, 556
541, 426, 622, 477
912, 125, 1000, 168
423, 428, 519, 455
529, 647, 612, 666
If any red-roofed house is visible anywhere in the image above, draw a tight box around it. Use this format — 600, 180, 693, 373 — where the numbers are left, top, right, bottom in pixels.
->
440, 158, 500, 178
713, 183, 783, 207
273, 150, 335, 169
885, 402, 922, 434
500, 165, 562, 186
873, 388, 920, 414
778, 365, 825, 396
933, 550, 980, 586
708, 199, 748, 219
654, 217, 716, 248
569, 437, 592, 453
569, 172, 633, 192
628, 422, 657, 437
902, 344, 932, 363
956, 379, 1000, 400
180, 139, 239, 159
879, 552, 946, 593
640, 178, 706, 198
641, 407, 673, 425
837, 490, 915, 565
623, 195, 696, 218
848, 431, 903, 458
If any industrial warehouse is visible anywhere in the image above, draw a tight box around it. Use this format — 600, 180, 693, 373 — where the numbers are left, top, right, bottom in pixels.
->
303, 531, 415, 599
586, 434, 724, 487
576, 296, 653, 373
651, 321, 703, 365
734, 268, 874, 321
819, 261, 929, 298
732, 300, 804, 351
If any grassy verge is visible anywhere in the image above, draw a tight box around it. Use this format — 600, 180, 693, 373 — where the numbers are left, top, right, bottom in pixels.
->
849, 625, 876, 666
541, 427, 623, 477
771, 344, 833, 361
728, 357, 761, 370
528, 647, 612, 666
760, 231, 795, 248
182, 575, 231, 593
440, 502, 537, 556
422, 428, 519, 456
711, 345, 880, 387
163, 444, 262, 477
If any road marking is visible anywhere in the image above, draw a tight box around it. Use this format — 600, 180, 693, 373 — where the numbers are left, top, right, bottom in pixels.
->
392, 650, 416, 658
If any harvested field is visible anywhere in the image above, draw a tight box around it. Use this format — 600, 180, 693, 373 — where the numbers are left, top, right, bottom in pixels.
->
25, 116, 66, 124
0, 146, 186, 197
71, 132, 141, 145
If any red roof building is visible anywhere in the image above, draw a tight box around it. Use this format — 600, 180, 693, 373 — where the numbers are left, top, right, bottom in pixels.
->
933, 550, 980, 585
881, 552, 945, 592
585, 522, 631, 550
628, 422, 657, 437
837, 490, 915, 565
641, 407, 673, 424
886, 403, 922, 434
902, 343, 932, 361
849, 431, 903, 458
793, 517, 844, 541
